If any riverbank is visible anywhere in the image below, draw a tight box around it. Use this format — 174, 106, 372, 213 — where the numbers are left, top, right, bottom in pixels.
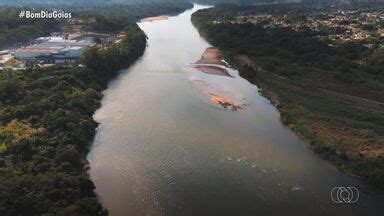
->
0, 22, 146, 215
191, 7, 384, 188
87, 5, 384, 215
140, 15, 169, 23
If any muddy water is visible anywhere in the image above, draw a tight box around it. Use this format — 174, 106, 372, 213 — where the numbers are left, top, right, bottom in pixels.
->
88, 5, 384, 216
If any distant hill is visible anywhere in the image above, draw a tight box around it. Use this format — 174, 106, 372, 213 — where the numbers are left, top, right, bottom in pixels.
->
193, 0, 270, 5
1, 0, 383, 7
193, 0, 301, 5
0, 0, 303, 6
302, 0, 384, 4
0, 0, 190, 6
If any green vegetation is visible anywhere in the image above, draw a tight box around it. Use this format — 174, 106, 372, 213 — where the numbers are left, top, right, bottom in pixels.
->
0, 2, 192, 48
0, 21, 146, 216
192, 4, 384, 187
0, 0, 191, 6
80, 2, 192, 32
0, 8, 60, 49
193, 0, 274, 5
73, 2, 193, 22
0, 2, 192, 214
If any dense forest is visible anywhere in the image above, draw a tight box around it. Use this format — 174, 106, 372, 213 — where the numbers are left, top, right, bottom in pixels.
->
0, 0, 293, 6
70, 2, 193, 20
0, 0, 190, 5
0, 2, 192, 49
0, 13, 147, 216
192, 4, 384, 187
193, 0, 278, 5
77, 2, 193, 32
0, 2, 194, 214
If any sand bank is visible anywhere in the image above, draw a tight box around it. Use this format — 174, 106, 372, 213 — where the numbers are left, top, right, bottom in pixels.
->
207, 93, 243, 111
139, 15, 169, 23
191, 65, 233, 77
194, 47, 228, 66
189, 47, 248, 111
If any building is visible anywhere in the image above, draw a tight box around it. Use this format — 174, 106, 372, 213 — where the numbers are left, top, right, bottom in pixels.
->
14, 36, 94, 64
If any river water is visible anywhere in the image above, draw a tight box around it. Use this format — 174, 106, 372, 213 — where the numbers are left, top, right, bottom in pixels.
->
88, 5, 384, 216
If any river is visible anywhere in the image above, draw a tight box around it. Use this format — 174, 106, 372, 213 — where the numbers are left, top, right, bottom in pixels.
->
88, 5, 384, 216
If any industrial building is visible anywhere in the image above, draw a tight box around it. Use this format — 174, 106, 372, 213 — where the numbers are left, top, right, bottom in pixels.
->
14, 36, 95, 64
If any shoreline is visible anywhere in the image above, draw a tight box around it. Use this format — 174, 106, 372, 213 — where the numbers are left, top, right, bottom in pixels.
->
234, 57, 362, 178
0, 4, 196, 215
139, 15, 169, 23
230, 54, 383, 189
0, 22, 147, 216
191, 10, 384, 189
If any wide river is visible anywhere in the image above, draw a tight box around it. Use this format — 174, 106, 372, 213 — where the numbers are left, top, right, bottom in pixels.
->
88, 5, 384, 216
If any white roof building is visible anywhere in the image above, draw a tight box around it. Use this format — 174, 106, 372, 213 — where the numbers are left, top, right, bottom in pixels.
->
14, 36, 94, 63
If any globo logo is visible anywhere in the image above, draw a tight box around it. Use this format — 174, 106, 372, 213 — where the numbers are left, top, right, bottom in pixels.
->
331, 186, 359, 203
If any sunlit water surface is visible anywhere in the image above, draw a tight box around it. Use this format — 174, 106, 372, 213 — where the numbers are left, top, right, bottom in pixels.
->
88, 5, 384, 216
